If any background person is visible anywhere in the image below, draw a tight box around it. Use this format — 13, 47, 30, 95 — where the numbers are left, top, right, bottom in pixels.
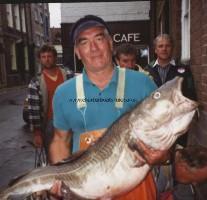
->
144, 34, 197, 200
27, 44, 74, 163
114, 43, 151, 78
145, 33, 197, 147
145, 34, 196, 100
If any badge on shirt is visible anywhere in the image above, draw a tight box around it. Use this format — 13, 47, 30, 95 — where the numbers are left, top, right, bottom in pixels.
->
177, 68, 185, 73
79, 129, 106, 151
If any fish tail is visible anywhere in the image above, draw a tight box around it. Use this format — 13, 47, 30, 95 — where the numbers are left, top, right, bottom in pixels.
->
0, 186, 9, 200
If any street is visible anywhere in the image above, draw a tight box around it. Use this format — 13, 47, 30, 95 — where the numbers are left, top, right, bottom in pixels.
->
0, 87, 35, 188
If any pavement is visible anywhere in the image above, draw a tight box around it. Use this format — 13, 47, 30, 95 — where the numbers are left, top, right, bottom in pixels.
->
0, 85, 27, 98
0, 85, 35, 188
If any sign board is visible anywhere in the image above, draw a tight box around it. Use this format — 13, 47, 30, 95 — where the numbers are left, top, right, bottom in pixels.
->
108, 21, 150, 45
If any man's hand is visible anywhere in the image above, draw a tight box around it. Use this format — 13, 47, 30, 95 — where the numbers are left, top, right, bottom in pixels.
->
49, 129, 71, 164
50, 180, 63, 199
50, 180, 73, 200
33, 129, 43, 148
136, 139, 170, 165
174, 146, 207, 184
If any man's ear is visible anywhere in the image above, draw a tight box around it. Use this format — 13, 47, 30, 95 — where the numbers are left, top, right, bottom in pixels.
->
74, 47, 81, 60
154, 47, 158, 56
154, 49, 157, 55
109, 37, 113, 52
115, 58, 120, 66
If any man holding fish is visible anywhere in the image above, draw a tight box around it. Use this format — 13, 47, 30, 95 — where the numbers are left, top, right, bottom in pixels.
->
50, 14, 162, 200
48, 15, 203, 200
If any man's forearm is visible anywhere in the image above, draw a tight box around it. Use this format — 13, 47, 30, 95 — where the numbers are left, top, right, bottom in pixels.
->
174, 147, 207, 184
49, 139, 70, 164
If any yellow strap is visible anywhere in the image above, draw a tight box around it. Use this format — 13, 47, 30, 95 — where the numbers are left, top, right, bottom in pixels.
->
76, 68, 126, 109
76, 74, 86, 109
115, 68, 126, 108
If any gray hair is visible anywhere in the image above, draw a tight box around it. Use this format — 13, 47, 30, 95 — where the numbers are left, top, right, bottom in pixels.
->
153, 34, 173, 48
74, 27, 111, 47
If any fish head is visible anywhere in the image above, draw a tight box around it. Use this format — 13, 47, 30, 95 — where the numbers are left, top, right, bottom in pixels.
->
130, 77, 198, 150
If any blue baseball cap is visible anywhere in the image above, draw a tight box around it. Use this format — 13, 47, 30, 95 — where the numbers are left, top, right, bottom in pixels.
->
70, 15, 111, 44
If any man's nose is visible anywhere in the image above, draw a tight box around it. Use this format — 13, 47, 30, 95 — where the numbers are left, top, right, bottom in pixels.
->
127, 61, 135, 68
162, 45, 168, 50
45, 56, 50, 61
90, 41, 98, 51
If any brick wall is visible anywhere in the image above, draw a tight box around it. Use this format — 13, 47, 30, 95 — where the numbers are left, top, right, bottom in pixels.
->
169, 0, 181, 59
191, 0, 207, 111
189, 6, 207, 198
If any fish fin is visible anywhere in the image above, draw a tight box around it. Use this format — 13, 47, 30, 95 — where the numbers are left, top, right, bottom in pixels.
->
60, 181, 90, 200
128, 137, 147, 157
53, 150, 86, 166
5, 193, 32, 200
128, 137, 139, 152
8, 170, 32, 187
128, 137, 146, 167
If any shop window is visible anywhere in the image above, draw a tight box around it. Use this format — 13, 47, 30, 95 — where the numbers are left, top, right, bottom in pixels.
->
14, 4, 20, 31
43, 3, 48, 10
21, 7, 26, 32
11, 43, 17, 71
36, 34, 41, 47
181, 0, 190, 62
57, 54, 63, 66
24, 46, 29, 71
6, 4, 13, 27
44, 16, 49, 38
34, 9, 39, 22
40, 12, 44, 24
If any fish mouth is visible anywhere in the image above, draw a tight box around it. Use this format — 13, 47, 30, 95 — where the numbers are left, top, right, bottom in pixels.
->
174, 77, 198, 110
142, 77, 198, 131
163, 76, 198, 114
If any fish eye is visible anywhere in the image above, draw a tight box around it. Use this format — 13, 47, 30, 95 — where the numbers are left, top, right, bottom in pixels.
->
153, 92, 161, 99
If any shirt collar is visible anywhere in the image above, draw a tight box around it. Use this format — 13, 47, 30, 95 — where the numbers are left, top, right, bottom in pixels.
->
82, 66, 118, 85
153, 59, 176, 68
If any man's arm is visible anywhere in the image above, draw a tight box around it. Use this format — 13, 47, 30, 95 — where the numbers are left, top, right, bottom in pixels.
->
33, 128, 43, 148
136, 139, 170, 165
174, 147, 207, 184
28, 78, 44, 147
49, 129, 72, 164
139, 140, 207, 184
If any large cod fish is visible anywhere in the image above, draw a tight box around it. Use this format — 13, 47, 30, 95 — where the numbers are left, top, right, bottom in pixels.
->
0, 77, 198, 200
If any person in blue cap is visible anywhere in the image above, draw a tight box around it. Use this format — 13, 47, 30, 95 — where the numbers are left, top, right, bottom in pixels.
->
48, 14, 165, 200
48, 15, 204, 200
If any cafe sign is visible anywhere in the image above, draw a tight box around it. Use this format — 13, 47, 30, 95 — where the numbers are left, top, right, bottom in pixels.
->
108, 20, 150, 45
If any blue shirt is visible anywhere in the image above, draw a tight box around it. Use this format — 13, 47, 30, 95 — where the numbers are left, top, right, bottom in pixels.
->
53, 67, 157, 152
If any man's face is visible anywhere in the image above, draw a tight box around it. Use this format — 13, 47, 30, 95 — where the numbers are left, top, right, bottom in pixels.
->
74, 26, 113, 72
39, 52, 56, 69
155, 38, 173, 63
116, 54, 136, 69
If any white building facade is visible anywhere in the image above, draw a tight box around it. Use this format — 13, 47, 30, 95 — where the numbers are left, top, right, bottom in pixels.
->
61, 1, 151, 71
